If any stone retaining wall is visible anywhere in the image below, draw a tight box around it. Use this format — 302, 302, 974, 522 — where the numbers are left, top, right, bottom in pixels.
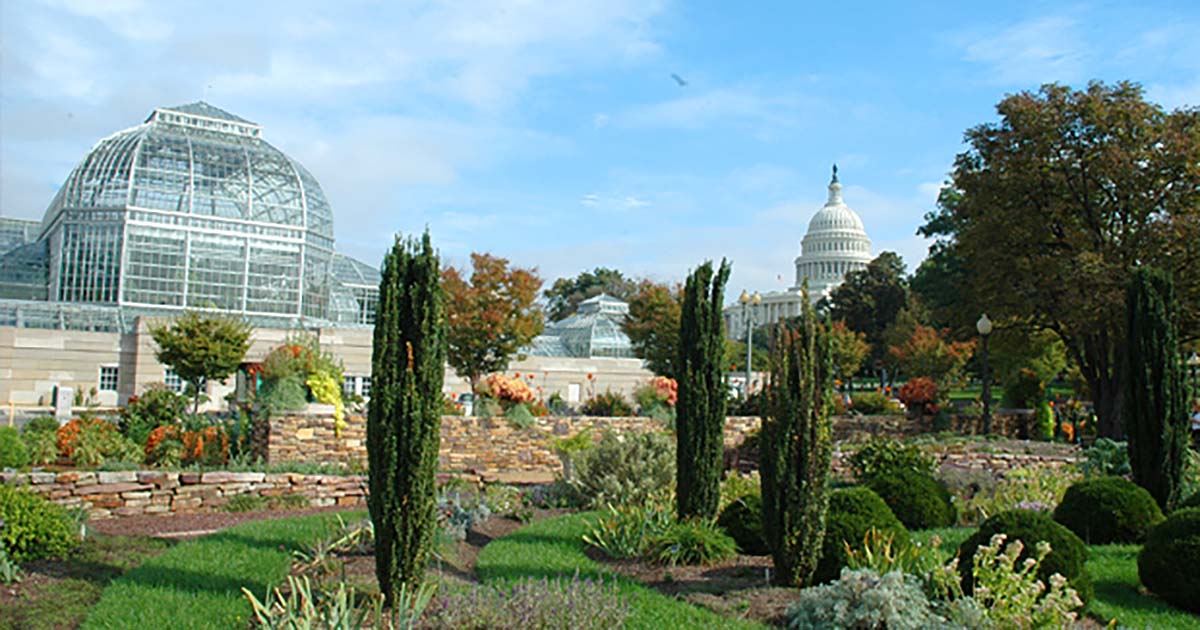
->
0, 470, 367, 520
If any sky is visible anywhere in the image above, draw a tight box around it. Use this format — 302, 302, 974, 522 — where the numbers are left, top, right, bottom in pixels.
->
2, 0, 1198, 298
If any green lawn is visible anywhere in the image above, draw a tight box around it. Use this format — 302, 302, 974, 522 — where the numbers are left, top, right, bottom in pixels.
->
1, 535, 172, 630
912, 527, 1198, 629
475, 512, 767, 630
82, 512, 357, 630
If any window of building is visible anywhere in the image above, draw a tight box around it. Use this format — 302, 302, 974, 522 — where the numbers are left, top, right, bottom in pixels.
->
343, 376, 357, 397
360, 377, 371, 397
164, 368, 185, 393
99, 365, 119, 392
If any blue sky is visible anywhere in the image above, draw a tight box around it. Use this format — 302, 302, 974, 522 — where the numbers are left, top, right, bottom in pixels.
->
2, 1, 1197, 297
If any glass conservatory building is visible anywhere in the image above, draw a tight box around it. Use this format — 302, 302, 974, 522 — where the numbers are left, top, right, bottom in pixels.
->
0, 102, 378, 331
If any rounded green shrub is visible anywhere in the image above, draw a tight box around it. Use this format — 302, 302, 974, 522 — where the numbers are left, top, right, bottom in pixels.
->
1138, 507, 1200, 613
0, 427, 30, 468
1053, 476, 1164, 543
717, 491, 768, 555
866, 470, 956, 530
0, 483, 77, 562
815, 487, 909, 584
958, 509, 1092, 604
1176, 492, 1200, 512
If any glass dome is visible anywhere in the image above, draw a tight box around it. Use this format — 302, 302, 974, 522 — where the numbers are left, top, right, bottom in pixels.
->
526, 294, 635, 358
36, 102, 336, 318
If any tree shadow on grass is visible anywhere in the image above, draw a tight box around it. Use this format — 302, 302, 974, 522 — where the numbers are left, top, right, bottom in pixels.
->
117, 562, 283, 598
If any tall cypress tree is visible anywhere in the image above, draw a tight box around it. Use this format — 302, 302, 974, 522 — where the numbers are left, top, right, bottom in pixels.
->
368, 231, 446, 605
1124, 266, 1188, 512
676, 259, 731, 521
760, 287, 834, 586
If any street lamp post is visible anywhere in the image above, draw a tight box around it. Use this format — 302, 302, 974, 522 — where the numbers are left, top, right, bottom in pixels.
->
739, 290, 762, 397
977, 314, 994, 435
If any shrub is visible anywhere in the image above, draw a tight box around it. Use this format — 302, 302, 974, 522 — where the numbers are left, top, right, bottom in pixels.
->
815, 487, 909, 584
897, 377, 938, 414
422, 574, 630, 629
1138, 507, 1200, 613
717, 491, 768, 555
785, 568, 944, 630
957, 509, 1092, 604
257, 373, 309, 415
119, 385, 187, 446
1033, 400, 1054, 440
866, 470, 956, 530
843, 529, 960, 600
960, 465, 1080, 524
21, 430, 58, 465
0, 483, 77, 562
580, 390, 634, 417
1053, 476, 1164, 543
437, 488, 492, 541
1002, 367, 1045, 408
646, 519, 738, 566
479, 373, 536, 406
1080, 438, 1130, 477
504, 403, 536, 429
0, 427, 30, 469
1179, 492, 1200, 511
848, 438, 936, 483
849, 391, 897, 415
57, 417, 140, 467
565, 430, 674, 508
582, 494, 674, 559
21, 416, 59, 435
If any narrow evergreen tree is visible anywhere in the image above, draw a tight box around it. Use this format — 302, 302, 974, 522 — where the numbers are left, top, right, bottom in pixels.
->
1124, 266, 1189, 512
675, 259, 731, 521
368, 231, 446, 606
761, 287, 834, 586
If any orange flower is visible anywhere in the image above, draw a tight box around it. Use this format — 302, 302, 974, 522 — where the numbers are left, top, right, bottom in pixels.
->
514, 372, 522, 378
587, 373, 594, 380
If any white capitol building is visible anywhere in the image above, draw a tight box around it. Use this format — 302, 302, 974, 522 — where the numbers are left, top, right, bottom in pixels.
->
725, 165, 872, 338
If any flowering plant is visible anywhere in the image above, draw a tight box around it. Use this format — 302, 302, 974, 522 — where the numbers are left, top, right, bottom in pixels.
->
480, 373, 535, 405
650, 376, 678, 406
970, 534, 1082, 627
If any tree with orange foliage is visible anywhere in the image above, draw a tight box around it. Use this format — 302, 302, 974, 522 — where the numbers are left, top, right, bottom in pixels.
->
442, 253, 543, 391
888, 324, 976, 388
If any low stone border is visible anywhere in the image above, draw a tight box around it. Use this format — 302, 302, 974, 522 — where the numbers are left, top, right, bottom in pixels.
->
0, 470, 367, 519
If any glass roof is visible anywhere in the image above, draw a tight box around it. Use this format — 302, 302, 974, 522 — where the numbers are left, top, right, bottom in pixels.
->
525, 293, 635, 358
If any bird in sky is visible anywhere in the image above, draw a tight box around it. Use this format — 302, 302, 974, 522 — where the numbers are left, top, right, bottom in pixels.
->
670, 73, 688, 87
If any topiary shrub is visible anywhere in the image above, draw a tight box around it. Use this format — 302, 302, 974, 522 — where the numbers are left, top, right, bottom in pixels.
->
1138, 507, 1200, 613
0, 483, 77, 562
1053, 476, 1164, 544
958, 509, 1092, 604
866, 470, 956, 530
815, 487, 909, 584
717, 491, 768, 555
0, 427, 30, 469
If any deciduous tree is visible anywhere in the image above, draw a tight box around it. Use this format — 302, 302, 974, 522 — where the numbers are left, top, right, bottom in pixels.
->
150, 312, 251, 412
623, 280, 683, 379
827, 252, 909, 371
920, 81, 1200, 437
442, 253, 542, 391
888, 324, 976, 388
544, 267, 637, 322
828, 320, 869, 382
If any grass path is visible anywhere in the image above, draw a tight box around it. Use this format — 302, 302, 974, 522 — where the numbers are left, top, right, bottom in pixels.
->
476, 511, 768, 630
82, 512, 355, 629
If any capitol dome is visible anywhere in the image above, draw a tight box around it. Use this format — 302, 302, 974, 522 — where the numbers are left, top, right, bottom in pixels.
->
793, 166, 872, 302
34, 102, 336, 319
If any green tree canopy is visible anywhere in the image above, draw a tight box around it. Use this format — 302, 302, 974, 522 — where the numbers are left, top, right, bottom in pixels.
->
828, 320, 870, 382
920, 81, 1200, 436
623, 280, 683, 379
149, 312, 251, 411
442, 253, 543, 389
827, 251, 909, 369
543, 267, 637, 322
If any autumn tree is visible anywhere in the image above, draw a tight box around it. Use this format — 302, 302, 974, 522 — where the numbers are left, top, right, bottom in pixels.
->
544, 267, 637, 322
623, 280, 683, 379
921, 81, 1200, 437
150, 312, 251, 412
888, 324, 976, 388
828, 320, 870, 383
442, 253, 542, 391
827, 252, 909, 373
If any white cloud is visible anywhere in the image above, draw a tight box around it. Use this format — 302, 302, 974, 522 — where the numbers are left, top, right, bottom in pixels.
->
960, 16, 1088, 85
